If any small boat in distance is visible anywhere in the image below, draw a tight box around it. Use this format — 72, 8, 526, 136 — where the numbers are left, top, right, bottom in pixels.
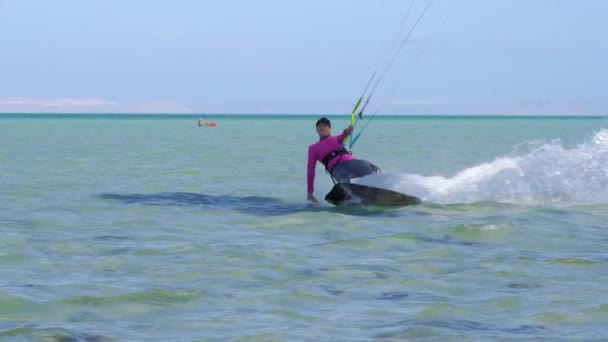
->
198, 115, 217, 127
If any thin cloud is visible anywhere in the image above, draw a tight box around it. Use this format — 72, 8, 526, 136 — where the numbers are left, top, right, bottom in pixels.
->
0, 98, 195, 114
0, 98, 117, 107
1, 97, 604, 116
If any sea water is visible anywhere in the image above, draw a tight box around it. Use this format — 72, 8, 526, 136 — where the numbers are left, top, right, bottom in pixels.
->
1, 114, 608, 341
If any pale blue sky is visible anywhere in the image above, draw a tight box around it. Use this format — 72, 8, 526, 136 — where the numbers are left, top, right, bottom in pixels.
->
1, 0, 606, 114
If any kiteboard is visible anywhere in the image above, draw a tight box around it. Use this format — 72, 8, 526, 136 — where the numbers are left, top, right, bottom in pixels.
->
325, 183, 421, 207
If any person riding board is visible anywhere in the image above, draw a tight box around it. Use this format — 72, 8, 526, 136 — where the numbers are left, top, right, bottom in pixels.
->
307, 117, 380, 203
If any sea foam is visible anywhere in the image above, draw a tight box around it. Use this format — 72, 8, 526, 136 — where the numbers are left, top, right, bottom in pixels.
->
355, 129, 608, 204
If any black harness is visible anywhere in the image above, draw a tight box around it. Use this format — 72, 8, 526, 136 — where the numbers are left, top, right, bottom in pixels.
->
321, 147, 351, 182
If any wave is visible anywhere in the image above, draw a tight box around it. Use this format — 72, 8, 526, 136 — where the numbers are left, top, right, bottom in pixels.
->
355, 129, 608, 204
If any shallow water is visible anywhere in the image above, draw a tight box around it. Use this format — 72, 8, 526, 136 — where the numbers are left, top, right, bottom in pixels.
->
1, 114, 607, 341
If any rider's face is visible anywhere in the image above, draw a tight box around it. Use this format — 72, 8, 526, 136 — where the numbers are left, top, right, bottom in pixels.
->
316, 123, 331, 138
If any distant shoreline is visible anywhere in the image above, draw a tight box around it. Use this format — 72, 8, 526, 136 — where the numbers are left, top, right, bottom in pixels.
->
0, 112, 606, 119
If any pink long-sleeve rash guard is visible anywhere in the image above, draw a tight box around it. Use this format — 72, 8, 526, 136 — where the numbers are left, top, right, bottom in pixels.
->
307, 129, 355, 194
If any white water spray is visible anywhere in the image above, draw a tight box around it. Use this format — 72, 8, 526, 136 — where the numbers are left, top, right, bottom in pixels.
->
355, 130, 608, 204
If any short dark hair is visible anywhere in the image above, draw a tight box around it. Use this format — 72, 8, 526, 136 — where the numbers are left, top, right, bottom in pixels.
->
316, 117, 331, 127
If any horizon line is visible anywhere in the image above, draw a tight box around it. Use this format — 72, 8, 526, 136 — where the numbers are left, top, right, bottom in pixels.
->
1, 112, 607, 118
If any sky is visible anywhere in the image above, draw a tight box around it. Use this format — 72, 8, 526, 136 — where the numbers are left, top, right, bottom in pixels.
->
0, 0, 606, 115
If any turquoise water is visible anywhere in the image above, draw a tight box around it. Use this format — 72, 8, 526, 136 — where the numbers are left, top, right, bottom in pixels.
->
1, 114, 608, 341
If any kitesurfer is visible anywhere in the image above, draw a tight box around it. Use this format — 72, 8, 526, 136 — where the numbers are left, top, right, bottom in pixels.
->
307, 117, 380, 203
